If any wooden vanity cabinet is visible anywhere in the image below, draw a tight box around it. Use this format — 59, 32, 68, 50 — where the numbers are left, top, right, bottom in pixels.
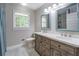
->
35, 34, 51, 56
51, 40, 75, 56
42, 37, 51, 56
51, 48, 61, 56
61, 51, 74, 56
35, 34, 79, 56
35, 34, 42, 54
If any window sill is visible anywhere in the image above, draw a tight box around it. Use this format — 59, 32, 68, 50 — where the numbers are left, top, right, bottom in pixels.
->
13, 27, 31, 31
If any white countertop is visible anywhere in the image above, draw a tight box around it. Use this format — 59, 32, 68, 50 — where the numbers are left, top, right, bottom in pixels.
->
35, 32, 79, 47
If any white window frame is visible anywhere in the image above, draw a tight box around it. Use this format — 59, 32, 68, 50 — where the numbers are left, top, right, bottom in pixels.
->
13, 12, 30, 30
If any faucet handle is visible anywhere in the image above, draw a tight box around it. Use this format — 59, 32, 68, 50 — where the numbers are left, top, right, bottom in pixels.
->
64, 34, 67, 37
61, 33, 63, 36
69, 34, 72, 37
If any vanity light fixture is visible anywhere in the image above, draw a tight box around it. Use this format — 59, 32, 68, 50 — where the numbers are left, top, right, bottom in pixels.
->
57, 3, 67, 10
48, 6, 52, 11
51, 4, 58, 11
52, 4, 57, 8
44, 8, 49, 13
58, 3, 65, 6
21, 3, 27, 6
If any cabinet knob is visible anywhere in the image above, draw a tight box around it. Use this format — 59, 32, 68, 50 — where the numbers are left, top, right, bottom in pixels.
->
40, 41, 42, 43
58, 45, 61, 47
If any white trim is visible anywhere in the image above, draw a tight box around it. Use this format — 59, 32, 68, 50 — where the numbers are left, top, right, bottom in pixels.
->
7, 43, 23, 51
13, 12, 30, 30
15, 13, 29, 17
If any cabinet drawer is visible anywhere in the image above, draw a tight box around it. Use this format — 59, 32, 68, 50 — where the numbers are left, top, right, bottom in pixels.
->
40, 44, 50, 56
42, 37, 50, 44
41, 42, 50, 49
44, 43, 50, 49
51, 40, 60, 49
41, 47, 50, 56
60, 44, 75, 54
51, 40, 75, 55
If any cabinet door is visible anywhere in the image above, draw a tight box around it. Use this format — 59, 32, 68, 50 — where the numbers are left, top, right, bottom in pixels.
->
39, 44, 44, 55
51, 48, 61, 56
40, 46, 45, 56
35, 39, 39, 52
35, 35, 41, 53
39, 39, 50, 56
41, 47, 50, 56
61, 51, 74, 56
44, 49, 50, 56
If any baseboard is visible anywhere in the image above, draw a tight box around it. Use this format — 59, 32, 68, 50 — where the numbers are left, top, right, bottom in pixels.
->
7, 43, 23, 51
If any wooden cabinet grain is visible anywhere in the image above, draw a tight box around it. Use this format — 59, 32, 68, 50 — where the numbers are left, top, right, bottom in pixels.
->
51, 40, 75, 56
51, 48, 61, 56
61, 51, 74, 56
39, 36, 50, 56
35, 34, 79, 56
35, 34, 41, 54
35, 34, 50, 56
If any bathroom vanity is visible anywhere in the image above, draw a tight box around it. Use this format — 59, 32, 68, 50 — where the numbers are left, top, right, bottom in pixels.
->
34, 3, 79, 56
35, 32, 79, 56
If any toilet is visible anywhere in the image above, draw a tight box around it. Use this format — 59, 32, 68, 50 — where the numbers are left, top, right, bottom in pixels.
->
24, 38, 35, 48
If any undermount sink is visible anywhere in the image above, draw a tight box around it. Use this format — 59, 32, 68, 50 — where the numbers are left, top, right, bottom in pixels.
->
56, 36, 70, 40
56, 36, 79, 42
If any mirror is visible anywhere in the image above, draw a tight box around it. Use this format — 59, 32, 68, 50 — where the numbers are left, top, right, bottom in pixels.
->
57, 7, 67, 29
57, 3, 79, 31
41, 14, 50, 30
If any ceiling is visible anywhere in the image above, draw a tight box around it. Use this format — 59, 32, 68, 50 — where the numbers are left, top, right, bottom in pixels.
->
26, 3, 44, 10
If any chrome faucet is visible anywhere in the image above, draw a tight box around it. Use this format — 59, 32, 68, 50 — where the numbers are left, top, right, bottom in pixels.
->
61, 33, 67, 37
42, 28, 47, 33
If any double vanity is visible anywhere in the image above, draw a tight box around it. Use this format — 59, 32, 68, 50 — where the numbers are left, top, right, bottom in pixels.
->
34, 3, 79, 56
34, 32, 79, 56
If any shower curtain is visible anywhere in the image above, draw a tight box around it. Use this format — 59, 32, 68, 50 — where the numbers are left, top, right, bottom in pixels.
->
0, 4, 6, 56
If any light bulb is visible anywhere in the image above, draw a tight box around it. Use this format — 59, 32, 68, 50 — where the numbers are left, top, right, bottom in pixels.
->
48, 6, 52, 11
44, 9, 48, 13
59, 3, 64, 6
52, 4, 57, 8
21, 3, 27, 6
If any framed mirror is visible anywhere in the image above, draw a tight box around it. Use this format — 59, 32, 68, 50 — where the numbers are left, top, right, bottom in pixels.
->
57, 3, 79, 32
41, 14, 50, 31
57, 7, 67, 29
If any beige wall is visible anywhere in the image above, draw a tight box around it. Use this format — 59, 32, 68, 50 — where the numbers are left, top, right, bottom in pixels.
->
5, 3, 36, 47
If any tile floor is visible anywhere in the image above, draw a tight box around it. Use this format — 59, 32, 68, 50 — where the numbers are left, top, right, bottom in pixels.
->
5, 44, 39, 56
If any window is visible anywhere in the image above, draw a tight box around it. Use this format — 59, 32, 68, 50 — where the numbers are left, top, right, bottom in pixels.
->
14, 13, 30, 28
